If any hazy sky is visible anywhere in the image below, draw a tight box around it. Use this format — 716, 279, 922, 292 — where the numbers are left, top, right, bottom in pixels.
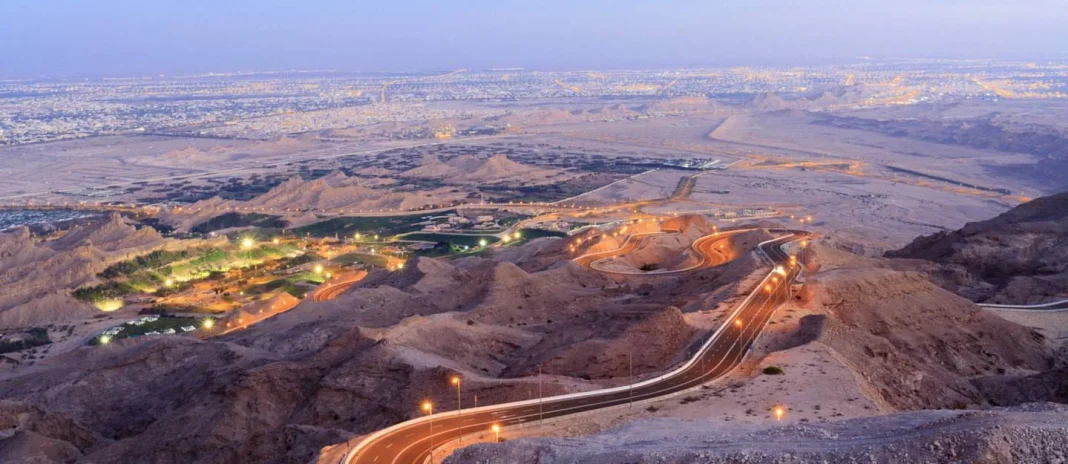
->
2, 0, 1066, 77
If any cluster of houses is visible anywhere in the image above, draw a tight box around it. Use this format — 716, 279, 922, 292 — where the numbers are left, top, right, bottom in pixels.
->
97, 315, 199, 341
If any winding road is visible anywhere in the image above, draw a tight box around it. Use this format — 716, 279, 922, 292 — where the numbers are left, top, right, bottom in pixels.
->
573, 228, 750, 275
342, 229, 807, 464
312, 271, 369, 302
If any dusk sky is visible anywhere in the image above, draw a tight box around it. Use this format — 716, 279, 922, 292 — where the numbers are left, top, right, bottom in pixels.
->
2, 0, 1066, 77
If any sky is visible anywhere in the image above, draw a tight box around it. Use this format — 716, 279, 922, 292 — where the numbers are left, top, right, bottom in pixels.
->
1, 0, 1067, 77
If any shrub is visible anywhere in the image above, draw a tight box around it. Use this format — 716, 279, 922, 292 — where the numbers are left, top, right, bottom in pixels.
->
762, 366, 785, 375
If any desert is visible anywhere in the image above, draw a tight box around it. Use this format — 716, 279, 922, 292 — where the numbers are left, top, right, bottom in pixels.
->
2, 57, 1068, 464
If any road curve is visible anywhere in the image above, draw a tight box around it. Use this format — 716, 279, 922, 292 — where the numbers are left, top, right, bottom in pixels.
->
312, 271, 369, 302
573, 228, 751, 276
342, 229, 807, 464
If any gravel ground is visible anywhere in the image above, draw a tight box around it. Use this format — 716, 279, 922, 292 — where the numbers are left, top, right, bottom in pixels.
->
447, 403, 1068, 464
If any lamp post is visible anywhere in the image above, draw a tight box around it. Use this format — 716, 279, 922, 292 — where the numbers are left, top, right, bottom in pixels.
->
422, 401, 434, 463
629, 350, 634, 407
491, 424, 501, 443
538, 365, 543, 422
451, 376, 462, 444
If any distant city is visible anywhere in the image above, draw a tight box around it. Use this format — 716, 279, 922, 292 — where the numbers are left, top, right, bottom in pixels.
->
3, 60, 1066, 146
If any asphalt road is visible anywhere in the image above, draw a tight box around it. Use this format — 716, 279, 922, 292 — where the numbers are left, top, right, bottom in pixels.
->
344, 230, 806, 464
573, 228, 749, 275
312, 271, 369, 302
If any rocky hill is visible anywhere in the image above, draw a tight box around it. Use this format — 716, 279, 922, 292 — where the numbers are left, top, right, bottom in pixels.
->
0, 214, 172, 329
886, 192, 1068, 304
0, 218, 763, 463
448, 403, 1068, 464
400, 154, 567, 185
160, 171, 468, 231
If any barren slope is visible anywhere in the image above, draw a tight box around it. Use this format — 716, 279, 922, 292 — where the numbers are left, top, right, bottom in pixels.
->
887, 191, 1068, 304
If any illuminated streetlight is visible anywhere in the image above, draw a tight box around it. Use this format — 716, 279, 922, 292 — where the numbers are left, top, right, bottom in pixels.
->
241, 237, 255, 250
99, 335, 111, 345
479, 239, 488, 248
774, 405, 786, 421
202, 318, 214, 329
734, 318, 743, 328
325, 272, 332, 279
451, 376, 463, 444
764, 284, 774, 293
164, 278, 174, 288
314, 264, 324, 274
491, 424, 501, 443
422, 401, 435, 463
273, 238, 280, 245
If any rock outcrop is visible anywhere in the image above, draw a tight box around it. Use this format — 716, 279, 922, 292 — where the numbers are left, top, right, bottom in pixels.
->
887, 191, 1068, 304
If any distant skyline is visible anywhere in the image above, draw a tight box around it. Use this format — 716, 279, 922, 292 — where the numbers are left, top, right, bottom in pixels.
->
2, 0, 1067, 78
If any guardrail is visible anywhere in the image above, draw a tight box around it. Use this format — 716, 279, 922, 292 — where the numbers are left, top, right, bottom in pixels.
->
979, 299, 1068, 312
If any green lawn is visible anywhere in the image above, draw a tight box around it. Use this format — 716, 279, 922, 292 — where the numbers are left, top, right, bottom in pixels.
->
331, 252, 392, 268
292, 214, 447, 238
403, 233, 500, 248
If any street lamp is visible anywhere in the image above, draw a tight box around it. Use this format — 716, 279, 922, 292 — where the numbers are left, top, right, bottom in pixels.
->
451, 376, 462, 444
202, 318, 214, 329
491, 424, 501, 443
734, 318, 743, 328
421, 401, 434, 463
774, 405, 786, 421
314, 264, 324, 274
479, 239, 488, 248
99, 335, 111, 345
241, 237, 254, 250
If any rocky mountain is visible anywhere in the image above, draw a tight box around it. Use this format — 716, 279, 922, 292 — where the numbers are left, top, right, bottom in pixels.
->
0, 218, 766, 463
0, 214, 172, 329
160, 171, 468, 231
886, 192, 1068, 304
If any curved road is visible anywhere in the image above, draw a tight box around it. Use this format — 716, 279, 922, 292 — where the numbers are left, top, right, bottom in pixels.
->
312, 271, 369, 302
343, 229, 807, 464
573, 228, 749, 275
